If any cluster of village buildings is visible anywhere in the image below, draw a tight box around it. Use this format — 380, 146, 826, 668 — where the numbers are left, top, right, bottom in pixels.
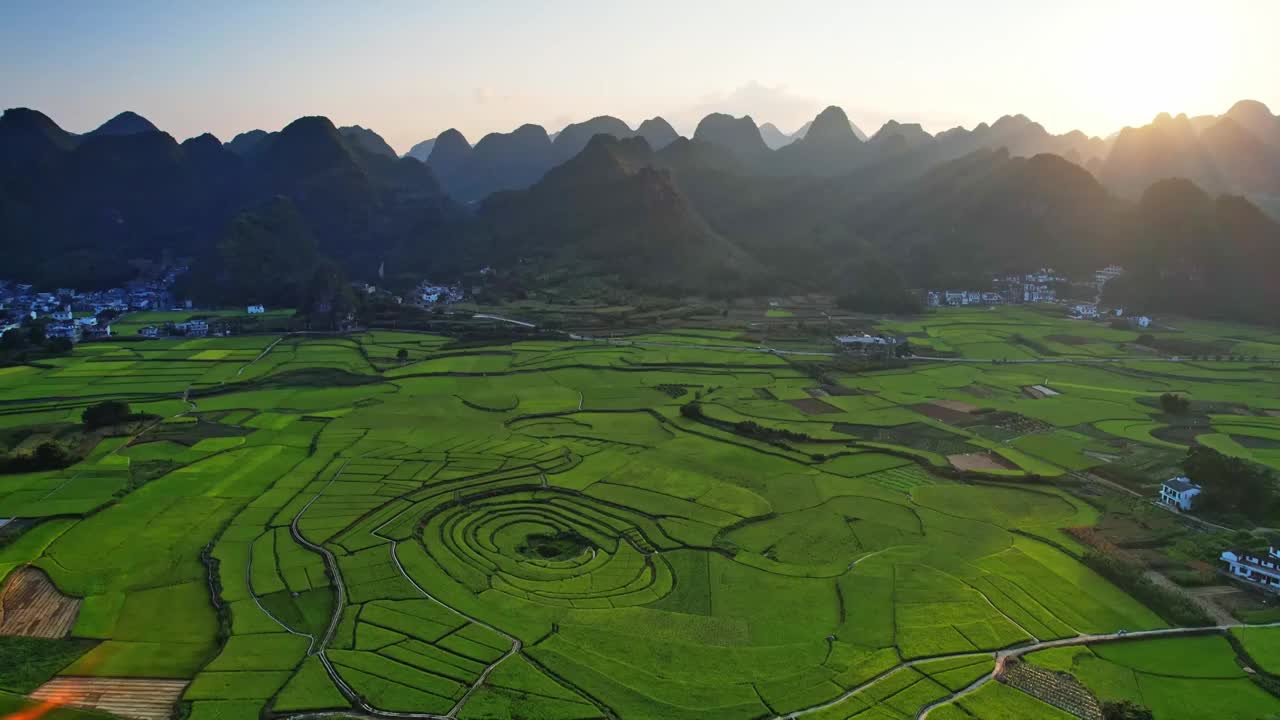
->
920, 266, 1153, 328
414, 281, 465, 305
924, 268, 1071, 308
3, 267, 472, 345
1157, 477, 1280, 594
0, 269, 186, 343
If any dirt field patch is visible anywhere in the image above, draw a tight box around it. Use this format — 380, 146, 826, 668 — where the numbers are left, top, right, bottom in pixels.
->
786, 397, 842, 415
932, 399, 980, 414
947, 452, 1019, 472
30, 677, 188, 720
911, 401, 981, 424
0, 567, 80, 638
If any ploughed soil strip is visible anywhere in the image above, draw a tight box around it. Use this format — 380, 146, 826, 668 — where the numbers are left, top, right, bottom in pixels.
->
30, 677, 188, 720
786, 397, 843, 415
911, 401, 978, 424
0, 567, 80, 638
947, 452, 1019, 472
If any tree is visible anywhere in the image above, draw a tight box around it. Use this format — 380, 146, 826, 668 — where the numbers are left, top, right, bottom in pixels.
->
1, 328, 26, 351
47, 337, 73, 354
1159, 393, 1191, 415
680, 402, 704, 419
83, 400, 132, 429
33, 442, 69, 468
1183, 446, 1278, 521
396, 348, 409, 363
1103, 700, 1153, 720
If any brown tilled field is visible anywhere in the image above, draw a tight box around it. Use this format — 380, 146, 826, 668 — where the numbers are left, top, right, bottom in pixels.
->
0, 566, 81, 638
910, 401, 977, 425
30, 677, 188, 720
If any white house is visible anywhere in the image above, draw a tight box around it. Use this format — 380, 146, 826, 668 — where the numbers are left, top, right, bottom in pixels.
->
1071, 303, 1099, 319
174, 320, 208, 337
45, 322, 82, 342
1158, 476, 1201, 511
834, 334, 898, 356
247, 304, 265, 314
51, 305, 73, 322
1135, 316, 1152, 328
835, 334, 891, 346
1220, 547, 1280, 593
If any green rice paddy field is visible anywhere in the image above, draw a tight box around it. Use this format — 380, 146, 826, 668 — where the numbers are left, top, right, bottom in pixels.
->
0, 308, 1278, 719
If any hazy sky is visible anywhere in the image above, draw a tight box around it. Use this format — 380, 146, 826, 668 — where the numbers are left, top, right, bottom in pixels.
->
3, 0, 1276, 154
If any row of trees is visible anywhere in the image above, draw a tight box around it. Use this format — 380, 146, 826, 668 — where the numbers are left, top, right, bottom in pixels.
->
1, 322, 74, 359
1182, 446, 1278, 523
0, 401, 142, 476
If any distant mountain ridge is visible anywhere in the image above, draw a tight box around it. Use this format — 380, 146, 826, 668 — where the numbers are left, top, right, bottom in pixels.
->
87, 111, 160, 137
4, 99, 1278, 325
0, 108, 459, 292
1098, 101, 1280, 217
415, 115, 685, 202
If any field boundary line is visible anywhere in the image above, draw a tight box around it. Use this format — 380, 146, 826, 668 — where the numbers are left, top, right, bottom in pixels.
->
245, 530, 319, 653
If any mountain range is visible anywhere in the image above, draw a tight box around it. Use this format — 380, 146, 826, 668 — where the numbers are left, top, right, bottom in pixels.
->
2, 100, 1278, 322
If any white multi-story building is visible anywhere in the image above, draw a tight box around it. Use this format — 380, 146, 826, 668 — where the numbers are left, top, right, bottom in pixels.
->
1023, 283, 1056, 303
174, 320, 208, 337
1221, 546, 1280, 593
1094, 265, 1125, 289
1157, 476, 1201, 511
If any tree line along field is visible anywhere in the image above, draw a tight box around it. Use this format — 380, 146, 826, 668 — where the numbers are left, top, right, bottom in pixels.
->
0, 313, 1277, 720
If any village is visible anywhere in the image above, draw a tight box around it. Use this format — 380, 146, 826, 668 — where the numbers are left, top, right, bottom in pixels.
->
0, 269, 479, 346
920, 265, 1146, 326
0, 268, 185, 343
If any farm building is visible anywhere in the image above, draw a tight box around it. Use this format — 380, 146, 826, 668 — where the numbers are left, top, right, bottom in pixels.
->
174, 320, 208, 337
1157, 476, 1201, 511
834, 334, 900, 358
247, 304, 266, 314
1220, 546, 1280, 593
45, 322, 81, 342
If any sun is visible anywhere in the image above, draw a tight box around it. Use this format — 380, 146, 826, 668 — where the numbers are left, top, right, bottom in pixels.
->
1075, 3, 1232, 130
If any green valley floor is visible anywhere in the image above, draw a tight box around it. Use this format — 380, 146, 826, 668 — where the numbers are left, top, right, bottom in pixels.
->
1, 312, 1279, 720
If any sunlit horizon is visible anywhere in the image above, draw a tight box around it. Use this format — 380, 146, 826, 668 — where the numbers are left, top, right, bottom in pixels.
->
2, 0, 1276, 154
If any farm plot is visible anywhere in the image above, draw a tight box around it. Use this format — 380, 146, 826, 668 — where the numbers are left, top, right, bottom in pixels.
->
0, 567, 81, 638
0, 323, 1275, 720
1025, 635, 1280, 720
29, 677, 189, 720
